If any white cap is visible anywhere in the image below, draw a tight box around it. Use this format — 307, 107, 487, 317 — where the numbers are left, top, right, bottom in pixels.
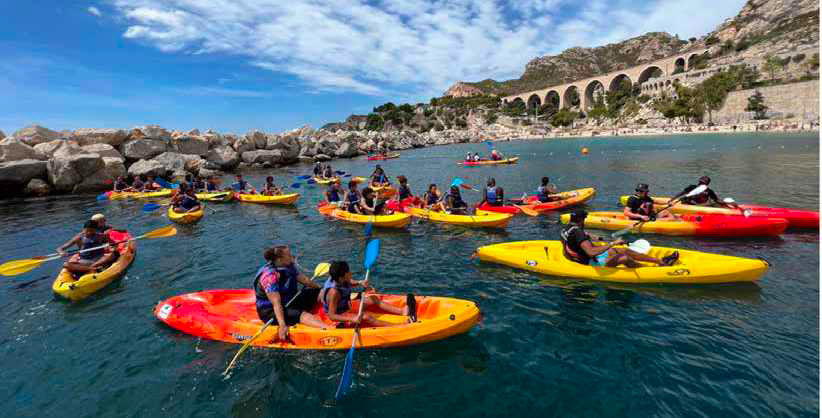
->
627, 239, 651, 254
91, 213, 105, 221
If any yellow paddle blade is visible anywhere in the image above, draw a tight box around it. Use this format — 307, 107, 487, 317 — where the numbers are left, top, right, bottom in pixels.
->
313, 262, 331, 279
0, 258, 47, 277
143, 225, 177, 239
517, 205, 540, 217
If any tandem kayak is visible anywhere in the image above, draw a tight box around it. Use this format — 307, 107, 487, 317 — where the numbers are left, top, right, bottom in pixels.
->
367, 153, 400, 161
52, 230, 136, 301
405, 207, 513, 228
618, 196, 819, 229
154, 289, 480, 350
317, 203, 411, 228
561, 212, 788, 237
235, 193, 300, 205
460, 157, 519, 166
478, 187, 596, 214
195, 192, 234, 202
168, 205, 204, 224
107, 189, 173, 199
475, 240, 770, 284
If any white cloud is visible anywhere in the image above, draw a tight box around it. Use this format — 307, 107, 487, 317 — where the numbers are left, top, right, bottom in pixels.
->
87, 6, 102, 17
110, 0, 744, 98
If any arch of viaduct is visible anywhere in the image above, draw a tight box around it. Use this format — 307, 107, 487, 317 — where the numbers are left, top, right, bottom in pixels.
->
503, 49, 709, 112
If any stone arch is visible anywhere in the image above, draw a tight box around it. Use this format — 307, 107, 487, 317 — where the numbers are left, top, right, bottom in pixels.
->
527, 94, 541, 111
674, 58, 685, 73
637, 66, 664, 85
584, 80, 605, 110
608, 74, 631, 92
562, 85, 580, 109
687, 53, 701, 70
544, 90, 560, 112
511, 97, 525, 111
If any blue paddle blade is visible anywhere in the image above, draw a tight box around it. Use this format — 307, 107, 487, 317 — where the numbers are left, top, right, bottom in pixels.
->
96, 193, 109, 201
364, 221, 372, 238
343, 174, 352, 178
451, 178, 464, 187
335, 171, 346, 175
291, 183, 301, 189
296, 175, 312, 180
142, 203, 162, 212
307, 179, 316, 184
364, 239, 380, 270
335, 342, 356, 400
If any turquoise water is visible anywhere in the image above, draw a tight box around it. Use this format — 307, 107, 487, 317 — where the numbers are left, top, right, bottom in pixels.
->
1, 132, 818, 417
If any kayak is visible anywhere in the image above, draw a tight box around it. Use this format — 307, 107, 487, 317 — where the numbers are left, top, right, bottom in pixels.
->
168, 205, 204, 224
52, 230, 136, 301
618, 195, 819, 229
370, 185, 397, 198
367, 153, 400, 161
235, 193, 300, 205
474, 240, 770, 284
561, 212, 788, 237
478, 187, 595, 214
154, 289, 480, 350
460, 157, 519, 166
107, 189, 173, 200
352, 176, 367, 183
313, 177, 339, 185
196, 192, 234, 202
317, 203, 411, 228
405, 207, 513, 228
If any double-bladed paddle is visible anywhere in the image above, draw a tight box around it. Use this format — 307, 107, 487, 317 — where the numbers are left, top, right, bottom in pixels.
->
612, 184, 708, 238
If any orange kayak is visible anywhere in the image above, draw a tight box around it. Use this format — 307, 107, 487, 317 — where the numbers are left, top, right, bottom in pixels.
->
154, 289, 480, 350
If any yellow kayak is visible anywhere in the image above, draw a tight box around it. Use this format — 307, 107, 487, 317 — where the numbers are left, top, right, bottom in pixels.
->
107, 189, 173, 199
406, 207, 512, 228
317, 204, 411, 228
313, 177, 339, 185
52, 230, 136, 301
475, 240, 769, 284
168, 205, 204, 224
235, 193, 300, 205
195, 192, 234, 202
352, 176, 367, 183
460, 157, 519, 166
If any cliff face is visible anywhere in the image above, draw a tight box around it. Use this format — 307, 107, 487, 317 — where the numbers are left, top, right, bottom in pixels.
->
443, 82, 485, 98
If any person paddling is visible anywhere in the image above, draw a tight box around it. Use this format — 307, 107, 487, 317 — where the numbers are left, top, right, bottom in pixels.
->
473, 153, 481, 162
465, 152, 472, 162
131, 176, 145, 192
490, 149, 503, 161
325, 179, 344, 205
320, 261, 416, 327
479, 178, 504, 207
359, 187, 388, 215
369, 165, 390, 188
422, 184, 445, 212
343, 181, 363, 213
193, 176, 206, 192
323, 164, 334, 180
232, 174, 256, 194
443, 185, 469, 215
624, 183, 678, 221
561, 210, 678, 267
113, 176, 130, 192
57, 220, 118, 276
144, 175, 160, 191
90, 213, 126, 234
313, 162, 323, 177
394, 175, 420, 208
536, 177, 559, 203
171, 183, 202, 213
206, 176, 220, 192
254, 245, 326, 341
261, 176, 282, 196
670, 176, 731, 207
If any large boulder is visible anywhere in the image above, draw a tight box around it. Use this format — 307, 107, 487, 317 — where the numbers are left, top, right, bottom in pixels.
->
197, 168, 223, 178
231, 135, 256, 154
122, 138, 168, 160
73, 128, 128, 147
170, 135, 209, 156
152, 152, 205, 176
47, 152, 105, 193
82, 143, 124, 162
245, 130, 268, 149
12, 124, 61, 146
34, 139, 70, 158
0, 130, 5, 139
136, 125, 171, 141
127, 159, 167, 177
241, 150, 283, 165
75, 158, 126, 192
24, 178, 51, 196
205, 145, 240, 170
334, 141, 358, 158
265, 134, 301, 162
314, 154, 332, 162
0, 137, 45, 161
0, 159, 48, 193
202, 130, 228, 147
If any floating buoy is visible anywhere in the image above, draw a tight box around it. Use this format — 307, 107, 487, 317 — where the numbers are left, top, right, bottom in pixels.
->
581, 147, 589, 155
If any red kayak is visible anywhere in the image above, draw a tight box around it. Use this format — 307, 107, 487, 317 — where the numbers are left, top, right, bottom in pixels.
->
367, 153, 400, 161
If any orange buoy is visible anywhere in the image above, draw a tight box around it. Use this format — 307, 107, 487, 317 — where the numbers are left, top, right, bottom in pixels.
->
581, 147, 589, 155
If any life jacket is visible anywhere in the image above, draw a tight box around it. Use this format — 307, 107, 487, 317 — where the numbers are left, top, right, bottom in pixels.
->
324, 168, 333, 178
346, 190, 361, 212
682, 188, 711, 205
425, 191, 439, 205
445, 192, 466, 208
232, 181, 249, 192
374, 173, 388, 184
114, 180, 128, 191
398, 184, 411, 200
194, 180, 205, 190
253, 262, 300, 321
486, 186, 502, 204
559, 225, 590, 265
178, 194, 198, 210
79, 233, 107, 260
328, 186, 341, 202
537, 185, 549, 201
320, 278, 352, 314
132, 180, 144, 191
206, 182, 217, 191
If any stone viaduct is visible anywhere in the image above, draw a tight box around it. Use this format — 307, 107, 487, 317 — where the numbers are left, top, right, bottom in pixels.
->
502, 48, 710, 111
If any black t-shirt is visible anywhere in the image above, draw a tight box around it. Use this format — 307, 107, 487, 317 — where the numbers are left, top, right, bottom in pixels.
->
560, 224, 591, 265
679, 184, 719, 205
626, 194, 654, 215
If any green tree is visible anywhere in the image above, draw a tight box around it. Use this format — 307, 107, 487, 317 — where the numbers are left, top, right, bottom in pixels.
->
398, 103, 415, 113
566, 89, 580, 107
762, 55, 784, 82
373, 102, 397, 113
550, 109, 579, 127
746, 90, 768, 119
485, 111, 499, 124
538, 102, 558, 117
366, 113, 384, 131
587, 94, 608, 125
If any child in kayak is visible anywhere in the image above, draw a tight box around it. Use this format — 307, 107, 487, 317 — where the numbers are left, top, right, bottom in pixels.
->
479, 178, 504, 207
144, 175, 161, 191
231, 174, 256, 194
393, 175, 420, 209
369, 165, 390, 188
313, 162, 323, 177
325, 179, 344, 205
359, 187, 388, 215
561, 210, 678, 267
254, 245, 326, 341
322, 165, 334, 180
112, 176, 131, 192
261, 176, 283, 196
206, 176, 220, 192
444, 185, 469, 215
57, 220, 118, 276
624, 183, 678, 221
172, 183, 202, 213
321, 261, 416, 327
343, 181, 363, 213
536, 177, 559, 202
422, 184, 445, 212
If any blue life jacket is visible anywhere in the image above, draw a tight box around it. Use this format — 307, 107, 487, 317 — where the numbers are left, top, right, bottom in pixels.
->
537, 185, 549, 202
374, 173, 387, 184
206, 182, 217, 191
425, 192, 439, 205
178, 194, 198, 210
486, 186, 501, 204
232, 181, 249, 192
79, 233, 106, 260
346, 190, 361, 212
320, 278, 352, 314
328, 187, 341, 202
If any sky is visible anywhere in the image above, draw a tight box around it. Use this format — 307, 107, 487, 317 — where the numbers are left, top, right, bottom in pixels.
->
0, 0, 745, 135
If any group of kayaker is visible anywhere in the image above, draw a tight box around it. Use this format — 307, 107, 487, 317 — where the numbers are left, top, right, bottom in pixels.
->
57, 213, 125, 277
253, 244, 417, 339
229, 174, 285, 196
313, 162, 336, 180
113, 175, 163, 192
623, 176, 732, 222
464, 149, 504, 162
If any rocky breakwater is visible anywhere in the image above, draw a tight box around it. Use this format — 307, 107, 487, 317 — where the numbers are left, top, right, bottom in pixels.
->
0, 122, 496, 198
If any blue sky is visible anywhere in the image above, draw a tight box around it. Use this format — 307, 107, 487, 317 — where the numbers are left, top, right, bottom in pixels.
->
0, 0, 745, 135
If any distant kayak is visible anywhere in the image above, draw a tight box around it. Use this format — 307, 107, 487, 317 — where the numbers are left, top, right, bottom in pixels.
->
460, 157, 519, 166
317, 203, 411, 228
107, 189, 172, 199
368, 153, 400, 161
562, 211, 788, 237
405, 207, 513, 228
618, 195, 819, 229
154, 289, 480, 350
235, 193, 300, 205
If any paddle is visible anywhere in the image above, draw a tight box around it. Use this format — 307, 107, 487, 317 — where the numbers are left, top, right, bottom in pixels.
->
612, 184, 708, 238
723, 197, 753, 216
336, 239, 379, 400
221, 262, 331, 377
296, 175, 312, 180
154, 177, 178, 189
0, 225, 177, 277
96, 192, 110, 201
